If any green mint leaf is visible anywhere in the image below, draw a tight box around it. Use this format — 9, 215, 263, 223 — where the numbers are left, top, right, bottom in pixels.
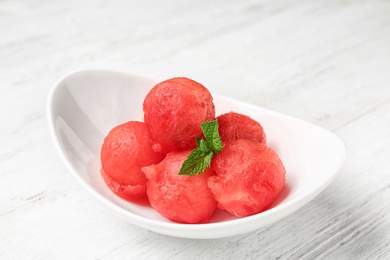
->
178, 149, 214, 176
195, 136, 202, 147
201, 120, 223, 154
197, 137, 210, 152
178, 120, 223, 176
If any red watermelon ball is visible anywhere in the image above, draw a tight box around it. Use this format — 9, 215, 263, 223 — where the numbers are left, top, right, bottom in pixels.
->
143, 77, 215, 154
100, 121, 164, 200
209, 139, 286, 217
142, 150, 217, 224
217, 112, 266, 144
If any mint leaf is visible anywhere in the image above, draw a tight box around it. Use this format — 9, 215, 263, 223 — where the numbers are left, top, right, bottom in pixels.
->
201, 120, 223, 154
178, 149, 214, 176
196, 137, 210, 152
178, 120, 223, 176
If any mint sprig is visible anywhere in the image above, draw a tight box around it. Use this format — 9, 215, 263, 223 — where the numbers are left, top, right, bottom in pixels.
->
178, 120, 223, 176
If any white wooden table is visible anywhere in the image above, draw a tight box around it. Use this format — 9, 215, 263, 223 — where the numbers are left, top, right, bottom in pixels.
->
1, 0, 390, 259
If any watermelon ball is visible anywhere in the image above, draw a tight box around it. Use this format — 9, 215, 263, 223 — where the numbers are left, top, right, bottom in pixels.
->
217, 112, 266, 144
100, 121, 164, 200
143, 77, 215, 154
208, 139, 286, 217
142, 150, 217, 224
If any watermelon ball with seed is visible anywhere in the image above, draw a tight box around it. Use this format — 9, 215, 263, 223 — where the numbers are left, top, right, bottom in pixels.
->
143, 77, 215, 154
209, 139, 286, 217
142, 150, 217, 224
217, 112, 266, 144
100, 121, 164, 200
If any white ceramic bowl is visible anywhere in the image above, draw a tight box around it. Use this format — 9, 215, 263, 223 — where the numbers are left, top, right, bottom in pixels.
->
47, 70, 346, 239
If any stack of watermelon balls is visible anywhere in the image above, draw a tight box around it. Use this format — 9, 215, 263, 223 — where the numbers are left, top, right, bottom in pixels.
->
100, 77, 286, 224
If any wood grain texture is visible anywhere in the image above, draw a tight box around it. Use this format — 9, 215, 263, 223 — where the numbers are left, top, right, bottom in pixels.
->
1, 0, 390, 259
